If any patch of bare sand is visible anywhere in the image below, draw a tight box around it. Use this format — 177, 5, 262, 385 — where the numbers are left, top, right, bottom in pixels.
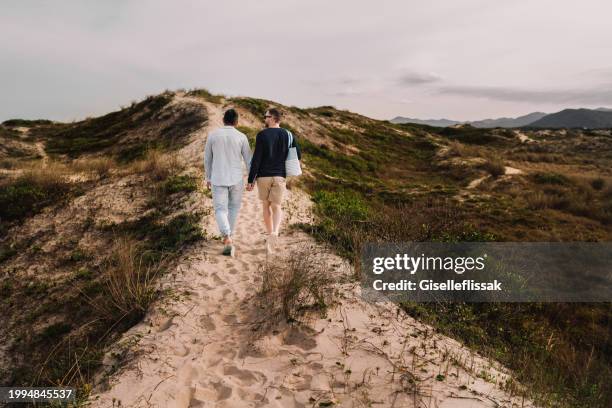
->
514, 130, 535, 144
462, 165, 523, 192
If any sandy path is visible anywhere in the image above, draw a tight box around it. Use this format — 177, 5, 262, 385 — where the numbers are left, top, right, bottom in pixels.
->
88, 101, 536, 407
465, 166, 524, 191
176, 94, 222, 167
34, 141, 48, 165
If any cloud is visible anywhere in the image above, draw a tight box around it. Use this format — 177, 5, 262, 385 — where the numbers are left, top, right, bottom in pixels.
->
2, 1, 612, 121
305, 75, 384, 98
333, 89, 362, 97
437, 84, 612, 105
397, 72, 442, 86
315, 71, 442, 98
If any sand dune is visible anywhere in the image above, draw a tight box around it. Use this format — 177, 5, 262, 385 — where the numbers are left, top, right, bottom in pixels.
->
88, 100, 536, 407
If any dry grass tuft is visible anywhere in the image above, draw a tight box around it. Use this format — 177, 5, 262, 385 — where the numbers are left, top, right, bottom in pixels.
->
71, 156, 115, 178
20, 161, 70, 185
481, 155, 506, 177
128, 149, 182, 181
256, 249, 336, 325
101, 236, 165, 321
445, 140, 485, 158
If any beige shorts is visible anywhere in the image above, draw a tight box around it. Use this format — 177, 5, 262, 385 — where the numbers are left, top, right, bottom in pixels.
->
256, 176, 286, 204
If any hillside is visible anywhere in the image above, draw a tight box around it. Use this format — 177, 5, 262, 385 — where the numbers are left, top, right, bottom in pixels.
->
390, 116, 460, 127
1, 90, 611, 407
390, 112, 548, 128
392, 108, 612, 129
528, 108, 612, 129
470, 112, 547, 128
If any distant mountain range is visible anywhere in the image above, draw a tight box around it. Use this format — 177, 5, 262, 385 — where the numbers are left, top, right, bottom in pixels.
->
390, 107, 612, 129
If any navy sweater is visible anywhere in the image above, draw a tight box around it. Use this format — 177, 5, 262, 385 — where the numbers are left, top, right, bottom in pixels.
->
247, 127, 301, 183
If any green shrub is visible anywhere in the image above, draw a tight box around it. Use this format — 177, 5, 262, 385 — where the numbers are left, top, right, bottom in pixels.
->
313, 190, 369, 222
236, 126, 257, 148
440, 126, 507, 145
186, 88, 223, 104
151, 213, 204, 252
591, 177, 605, 190
162, 174, 198, 195
39, 322, 72, 342
2, 119, 53, 127
231, 97, 271, 117
307, 106, 336, 117
0, 170, 71, 222
110, 212, 204, 256
531, 172, 570, 185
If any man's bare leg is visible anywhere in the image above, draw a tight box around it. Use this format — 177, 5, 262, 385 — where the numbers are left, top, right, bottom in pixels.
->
271, 203, 283, 236
262, 200, 273, 234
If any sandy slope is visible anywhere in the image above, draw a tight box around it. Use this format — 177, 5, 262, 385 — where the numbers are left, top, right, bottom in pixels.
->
88, 99, 536, 407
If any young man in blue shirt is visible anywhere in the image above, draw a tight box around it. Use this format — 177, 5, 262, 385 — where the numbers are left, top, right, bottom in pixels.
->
204, 108, 252, 256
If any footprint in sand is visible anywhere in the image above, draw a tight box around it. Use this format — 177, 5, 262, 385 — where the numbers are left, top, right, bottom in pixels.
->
206, 355, 223, 367
222, 364, 265, 386
211, 272, 225, 285
156, 316, 174, 332
212, 380, 233, 400
191, 385, 224, 405
174, 343, 190, 357
222, 314, 237, 324
219, 347, 238, 360
283, 326, 318, 350
199, 315, 216, 331
172, 386, 193, 408
228, 267, 238, 275
177, 363, 197, 385
170, 363, 199, 407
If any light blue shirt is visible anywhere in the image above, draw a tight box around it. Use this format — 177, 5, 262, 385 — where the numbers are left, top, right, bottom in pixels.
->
204, 126, 252, 186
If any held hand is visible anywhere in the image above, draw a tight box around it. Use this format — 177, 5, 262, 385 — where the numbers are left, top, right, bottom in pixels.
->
206, 181, 211, 190
246, 183, 254, 191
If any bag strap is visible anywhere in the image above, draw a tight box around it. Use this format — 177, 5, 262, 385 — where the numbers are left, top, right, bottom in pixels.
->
285, 129, 293, 148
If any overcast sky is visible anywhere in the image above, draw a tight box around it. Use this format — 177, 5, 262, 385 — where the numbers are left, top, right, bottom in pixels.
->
2, 0, 612, 122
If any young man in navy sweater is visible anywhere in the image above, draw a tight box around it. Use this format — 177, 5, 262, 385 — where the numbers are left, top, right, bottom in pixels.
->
246, 108, 301, 253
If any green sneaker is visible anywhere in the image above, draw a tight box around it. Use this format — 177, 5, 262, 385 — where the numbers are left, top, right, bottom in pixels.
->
222, 245, 235, 257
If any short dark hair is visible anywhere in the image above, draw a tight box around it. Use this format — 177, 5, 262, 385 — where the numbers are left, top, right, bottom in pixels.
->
223, 108, 238, 125
266, 108, 282, 122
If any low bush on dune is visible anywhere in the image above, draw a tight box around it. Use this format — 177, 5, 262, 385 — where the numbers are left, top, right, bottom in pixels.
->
481, 155, 505, 177
230, 97, 273, 118
0, 163, 74, 222
186, 88, 224, 104
256, 249, 336, 326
